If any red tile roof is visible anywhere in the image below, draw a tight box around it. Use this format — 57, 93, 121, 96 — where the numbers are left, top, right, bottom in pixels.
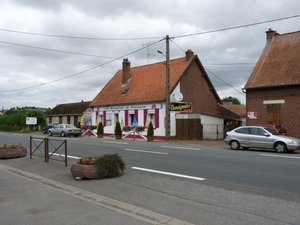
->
91, 56, 195, 106
221, 104, 246, 116
245, 29, 300, 89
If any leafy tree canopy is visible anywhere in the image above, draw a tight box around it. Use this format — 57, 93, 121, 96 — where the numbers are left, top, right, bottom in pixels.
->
222, 96, 241, 105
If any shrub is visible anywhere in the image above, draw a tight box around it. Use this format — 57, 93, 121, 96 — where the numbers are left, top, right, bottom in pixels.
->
76, 153, 125, 178
114, 121, 122, 135
147, 121, 154, 136
95, 154, 125, 178
97, 122, 104, 134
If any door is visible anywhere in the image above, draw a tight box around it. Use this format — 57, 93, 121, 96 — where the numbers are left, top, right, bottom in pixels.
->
267, 104, 282, 125
249, 127, 273, 149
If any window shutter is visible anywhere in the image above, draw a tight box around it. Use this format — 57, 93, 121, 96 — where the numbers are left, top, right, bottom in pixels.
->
155, 108, 159, 128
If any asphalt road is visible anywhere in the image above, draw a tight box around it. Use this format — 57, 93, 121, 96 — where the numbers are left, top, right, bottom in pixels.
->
1, 132, 300, 224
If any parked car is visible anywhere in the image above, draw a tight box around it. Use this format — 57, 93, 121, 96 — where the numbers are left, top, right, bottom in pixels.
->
255, 124, 287, 135
42, 124, 55, 134
48, 124, 82, 137
224, 126, 300, 153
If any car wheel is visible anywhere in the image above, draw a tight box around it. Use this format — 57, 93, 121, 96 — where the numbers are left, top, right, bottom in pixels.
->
230, 140, 240, 150
61, 132, 66, 137
48, 131, 52, 136
274, 142, 287, 153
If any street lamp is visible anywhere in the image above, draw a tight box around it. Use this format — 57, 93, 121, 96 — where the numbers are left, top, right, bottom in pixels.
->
157, 35, 171, 140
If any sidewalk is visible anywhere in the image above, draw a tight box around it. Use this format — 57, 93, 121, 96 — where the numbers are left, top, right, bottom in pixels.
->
1, 134, 207, 225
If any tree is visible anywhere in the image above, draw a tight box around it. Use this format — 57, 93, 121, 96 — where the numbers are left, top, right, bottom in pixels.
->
222, 96, 241, 105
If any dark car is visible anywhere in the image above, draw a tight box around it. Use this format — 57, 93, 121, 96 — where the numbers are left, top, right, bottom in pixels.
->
42, 124, 55, 134
255, 124, 287, 135
224, 126, 300, 153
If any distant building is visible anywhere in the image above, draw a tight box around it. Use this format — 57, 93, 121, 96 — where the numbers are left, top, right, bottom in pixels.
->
46, 101, 91, 126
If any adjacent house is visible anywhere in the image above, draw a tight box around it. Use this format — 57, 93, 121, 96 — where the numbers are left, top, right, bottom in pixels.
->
46, 101, 91, 126
244, 28, 300, 138
222, 103, 246, 126
90, 49, 241, 140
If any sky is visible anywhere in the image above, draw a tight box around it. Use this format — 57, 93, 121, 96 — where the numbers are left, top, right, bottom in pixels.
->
1, 0, 300, 110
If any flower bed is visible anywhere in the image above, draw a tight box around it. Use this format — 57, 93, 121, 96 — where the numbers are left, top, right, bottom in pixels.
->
71, 154, 125, 180
122, 126, 146, 132
0, 144, 27, 159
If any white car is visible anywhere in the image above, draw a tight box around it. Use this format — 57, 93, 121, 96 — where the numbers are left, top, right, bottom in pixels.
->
48, 124, 82, 137
224, 126, 300, 153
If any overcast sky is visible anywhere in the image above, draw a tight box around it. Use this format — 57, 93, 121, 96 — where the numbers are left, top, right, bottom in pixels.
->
1, 0, 300, 110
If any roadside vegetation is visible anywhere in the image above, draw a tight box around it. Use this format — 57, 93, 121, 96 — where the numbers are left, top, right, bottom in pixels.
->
0, 107, 49, 133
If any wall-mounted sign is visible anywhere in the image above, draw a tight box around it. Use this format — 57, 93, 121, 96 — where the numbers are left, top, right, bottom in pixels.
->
86, 108, 92, 115
170, 102, 192, 112
247, 111, 258, 119
99, 103, 162, 111
26, 117, 37, 125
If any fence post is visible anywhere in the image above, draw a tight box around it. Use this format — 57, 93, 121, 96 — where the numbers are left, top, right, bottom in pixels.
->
45, 138, 48, 163
65, 140, 68, 167
30, 136, 32, 159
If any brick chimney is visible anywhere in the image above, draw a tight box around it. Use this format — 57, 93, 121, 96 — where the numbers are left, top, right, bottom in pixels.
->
266, 28, 278, 43
185, 49, 194, 61
122, 58, 131, 84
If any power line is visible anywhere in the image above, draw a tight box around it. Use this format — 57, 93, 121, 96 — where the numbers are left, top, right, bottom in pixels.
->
204, 67, 245, 96
0, 40, 257, 66
1, 14, 299, 93
0, 28, 162, 40
0, 39, 164, 93
0, 15, 299, 41
0, 41, 114, 59
173, 15, 300, 39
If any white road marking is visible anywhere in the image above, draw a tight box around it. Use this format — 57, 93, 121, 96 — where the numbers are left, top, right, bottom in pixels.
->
261, 154, 300, 159
125, 149, 168, 155
51, 153, 80, 159
31, 139, 44, 142
132, 167, 206, 181
161, 145, 201, 151
102, 141, 128, 145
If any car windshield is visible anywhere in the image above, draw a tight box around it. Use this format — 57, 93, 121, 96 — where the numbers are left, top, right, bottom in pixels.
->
263, 126, 280, 135
66, 124, 77, 128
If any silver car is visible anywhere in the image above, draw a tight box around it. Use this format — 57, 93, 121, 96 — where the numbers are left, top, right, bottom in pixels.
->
224, 126, 300, 153
48, 124, 81, 137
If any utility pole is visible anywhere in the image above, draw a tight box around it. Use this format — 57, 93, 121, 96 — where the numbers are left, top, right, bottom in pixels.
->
165, 35, 171, 140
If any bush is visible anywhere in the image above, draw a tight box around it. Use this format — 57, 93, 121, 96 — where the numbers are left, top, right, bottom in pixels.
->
97, 122, 104, 134
147, 121, 154, 136
114, 121, 122, 135
77, 153, 125, 178
95, 154, 125, 178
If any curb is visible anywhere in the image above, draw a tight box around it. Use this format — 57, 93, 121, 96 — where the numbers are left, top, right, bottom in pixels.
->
0, 163, 194, 225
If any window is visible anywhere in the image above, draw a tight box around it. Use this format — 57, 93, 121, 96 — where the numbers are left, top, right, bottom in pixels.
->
250, 128, 263, 136
149, 113, 155, 127
235, 127, 249, 134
